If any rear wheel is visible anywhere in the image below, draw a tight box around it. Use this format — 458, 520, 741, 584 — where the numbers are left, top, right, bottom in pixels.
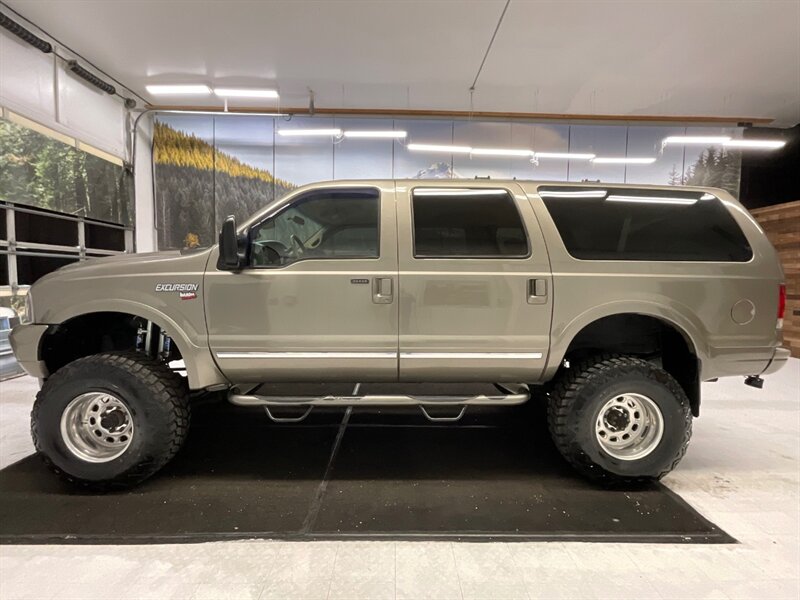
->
31, 351, 190, 490
547, 355, 692, 484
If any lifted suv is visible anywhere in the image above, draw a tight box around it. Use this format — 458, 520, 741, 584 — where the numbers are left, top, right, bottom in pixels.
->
10, 181, 789, 489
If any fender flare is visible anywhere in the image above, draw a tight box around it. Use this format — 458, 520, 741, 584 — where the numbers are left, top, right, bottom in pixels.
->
546, 300, 706, 378
47, 300, 226, 390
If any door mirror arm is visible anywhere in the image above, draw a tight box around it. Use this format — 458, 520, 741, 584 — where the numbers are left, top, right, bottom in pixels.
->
217, 215, 246, 270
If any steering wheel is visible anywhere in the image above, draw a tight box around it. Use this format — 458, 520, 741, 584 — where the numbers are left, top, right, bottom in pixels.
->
290, 234, 307, 256
252, 240, 290, 266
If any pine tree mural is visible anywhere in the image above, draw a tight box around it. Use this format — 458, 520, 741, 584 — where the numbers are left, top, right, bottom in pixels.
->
684, 146, 741, 198
0, 118, 131, 224
153, 121, 295, 249
667, 164, 682, 186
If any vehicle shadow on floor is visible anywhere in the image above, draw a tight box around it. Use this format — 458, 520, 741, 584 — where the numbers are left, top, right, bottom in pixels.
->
0, 397, 734, 543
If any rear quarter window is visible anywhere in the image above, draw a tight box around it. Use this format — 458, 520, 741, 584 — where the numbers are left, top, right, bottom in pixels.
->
538, 186, 752, 262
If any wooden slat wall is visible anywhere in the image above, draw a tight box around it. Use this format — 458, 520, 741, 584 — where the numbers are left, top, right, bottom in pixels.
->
750, 200, 800, 357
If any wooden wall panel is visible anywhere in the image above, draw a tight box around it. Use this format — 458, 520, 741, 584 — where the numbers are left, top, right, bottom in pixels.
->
750, 200, 800, 357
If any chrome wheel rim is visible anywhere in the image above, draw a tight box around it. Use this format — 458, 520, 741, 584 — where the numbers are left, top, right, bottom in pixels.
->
594, 393, 663, 461
60, 392, 134, 463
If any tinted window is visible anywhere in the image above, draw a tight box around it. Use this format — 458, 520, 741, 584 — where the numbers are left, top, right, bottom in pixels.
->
16, 255, 78, 285
539, 186, 752, 262
0, 255, 7, 286
15, 211, 78, 247
85, 223, 125, 251
250, 189, 379, 267
412, 189, 528, 258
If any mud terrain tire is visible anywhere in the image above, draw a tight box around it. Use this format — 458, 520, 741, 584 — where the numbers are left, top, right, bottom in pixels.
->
31, 351, 189, 490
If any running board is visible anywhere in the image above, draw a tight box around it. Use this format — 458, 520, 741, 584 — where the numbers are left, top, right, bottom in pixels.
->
228, 391, 530, 408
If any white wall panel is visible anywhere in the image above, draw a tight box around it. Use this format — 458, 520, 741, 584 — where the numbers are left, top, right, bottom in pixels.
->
56, 60, 127, 158
0, 35, 56, 124
134, 115, 156, 252
0, 30, 129, 161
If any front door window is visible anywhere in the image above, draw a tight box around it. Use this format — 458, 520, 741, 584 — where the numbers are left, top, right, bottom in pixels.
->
250, 189, 380, 267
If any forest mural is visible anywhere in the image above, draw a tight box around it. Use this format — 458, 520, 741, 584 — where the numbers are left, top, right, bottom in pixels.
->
683, 147, 742, 191
154, 121, 293, 249
0, 118, 132, 226
153, 115, 743, 250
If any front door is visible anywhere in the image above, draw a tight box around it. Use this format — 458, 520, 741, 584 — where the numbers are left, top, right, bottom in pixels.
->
205, 184, 398, 382
396, 182, 553, 382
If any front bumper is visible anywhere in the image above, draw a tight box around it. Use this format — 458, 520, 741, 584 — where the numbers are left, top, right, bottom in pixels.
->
762, 346, 791, 376
8, 323, 50, 379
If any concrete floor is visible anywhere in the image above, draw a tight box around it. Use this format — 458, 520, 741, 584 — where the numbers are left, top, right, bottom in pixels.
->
0, 360, 798, 600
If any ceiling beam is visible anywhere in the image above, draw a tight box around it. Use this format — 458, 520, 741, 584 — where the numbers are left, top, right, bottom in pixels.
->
144, 105, 772, 126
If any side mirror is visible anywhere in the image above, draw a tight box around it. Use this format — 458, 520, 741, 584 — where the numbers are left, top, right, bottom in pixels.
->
217, 215, 242, 270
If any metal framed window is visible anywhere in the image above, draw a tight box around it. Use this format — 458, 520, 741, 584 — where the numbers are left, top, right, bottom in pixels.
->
0, 199, 133, 298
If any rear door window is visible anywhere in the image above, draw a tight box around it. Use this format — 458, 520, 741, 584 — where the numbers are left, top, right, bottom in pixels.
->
411, 188, 529, 258
538, 186, 752, 262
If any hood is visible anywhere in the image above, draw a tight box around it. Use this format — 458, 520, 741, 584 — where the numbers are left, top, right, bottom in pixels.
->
56, 250, 180, 272
29, 247, 216, 325
35, 248, 213, 286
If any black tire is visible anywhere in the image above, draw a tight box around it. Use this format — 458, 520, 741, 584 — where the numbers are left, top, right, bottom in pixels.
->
547, 354, 692, 485
31, 351, 190, 491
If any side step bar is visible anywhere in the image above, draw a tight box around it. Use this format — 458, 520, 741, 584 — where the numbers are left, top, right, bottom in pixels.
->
228, 391, 530, 408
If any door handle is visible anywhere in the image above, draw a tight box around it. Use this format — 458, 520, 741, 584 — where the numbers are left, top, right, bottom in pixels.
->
527, 278, 547, 305
373, 277, 393, 304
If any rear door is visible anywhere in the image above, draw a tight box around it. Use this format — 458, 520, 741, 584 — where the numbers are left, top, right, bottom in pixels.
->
396, 182, 553, 382
205, 184, 399, 382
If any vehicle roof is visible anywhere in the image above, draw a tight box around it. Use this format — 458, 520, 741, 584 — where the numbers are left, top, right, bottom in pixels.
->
304, 179, 729, 195
240, 178, 737, 231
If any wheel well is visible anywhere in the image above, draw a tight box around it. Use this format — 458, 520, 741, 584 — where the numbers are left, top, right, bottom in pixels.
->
564, 314, 701, 416
40, 312, 182, 377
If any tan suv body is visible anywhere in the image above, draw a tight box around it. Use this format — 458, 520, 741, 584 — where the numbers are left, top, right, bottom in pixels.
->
9, 180, 790, 488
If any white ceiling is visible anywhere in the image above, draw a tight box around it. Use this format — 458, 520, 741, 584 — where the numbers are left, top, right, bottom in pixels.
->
6, 0, 800, 126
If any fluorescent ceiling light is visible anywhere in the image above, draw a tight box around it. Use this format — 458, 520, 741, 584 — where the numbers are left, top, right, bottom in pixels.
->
277, 128, 342, 137
407, 143, 472, 153
214, 88, 278, 98
343, 130, 407, 138
534, 152, 596, 160
538, 190, 607, 198
146, 84, 211, 95
407, 144, 532, 157
592, 157, 657, 164
414, 188, 508, 196
662, 136, 731, 145
470, 147, 533, 157
722, 139, 786, 149
607, 194, 697, 205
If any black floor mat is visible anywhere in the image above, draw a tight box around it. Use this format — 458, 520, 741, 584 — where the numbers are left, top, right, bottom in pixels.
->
0, 392, 733, 544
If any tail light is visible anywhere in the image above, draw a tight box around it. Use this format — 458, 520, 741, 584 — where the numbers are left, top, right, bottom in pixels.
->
778, 284, 786, 329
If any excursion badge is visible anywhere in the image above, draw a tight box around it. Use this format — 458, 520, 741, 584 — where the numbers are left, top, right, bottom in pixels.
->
155, 283, 199, 300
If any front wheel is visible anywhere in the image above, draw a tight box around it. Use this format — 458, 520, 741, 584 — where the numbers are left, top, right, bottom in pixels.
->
31, 351, 190, 490
547, 355, 692, 484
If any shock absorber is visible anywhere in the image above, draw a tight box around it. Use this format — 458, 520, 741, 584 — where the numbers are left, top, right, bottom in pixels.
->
135, 319, 172, 361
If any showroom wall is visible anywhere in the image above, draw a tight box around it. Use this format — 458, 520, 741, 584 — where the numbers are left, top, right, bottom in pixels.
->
0, 16, 135, 379
154, 114, 744, 250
